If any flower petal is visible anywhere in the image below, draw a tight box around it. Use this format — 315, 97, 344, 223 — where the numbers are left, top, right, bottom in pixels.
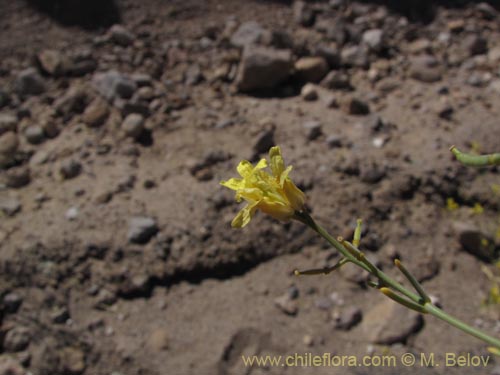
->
269, 146, 285, 178
220, 178, 243, 191
283, 179, 306, 212
231, 201, 259, 228
236, 160, 254, 178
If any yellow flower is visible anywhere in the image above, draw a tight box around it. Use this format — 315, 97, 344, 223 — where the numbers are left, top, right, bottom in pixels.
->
220, 146, 306, 228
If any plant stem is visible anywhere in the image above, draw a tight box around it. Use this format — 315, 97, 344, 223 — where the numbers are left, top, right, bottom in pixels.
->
295, 210, 500, 350
424, 303, 500, 349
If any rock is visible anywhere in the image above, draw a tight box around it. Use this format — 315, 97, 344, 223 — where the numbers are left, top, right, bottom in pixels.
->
320, 71, 351, 90
230, 21, 271, 48
107, 24, 134, 46
341, 45, 369, 68
412, 256, 440, 283
359, 299, 423, 344
409, 55, 442, 83
60, 347, 86, 375
341, 97, 370, 115
274, 294, 298, 316
3, 292, 23, 313
0, 114, 17, 135
4, 167, 30, 188
122, 113, 144, 139
453, 222, 496, 262
476, 2, 497, 19
294, 56, 329, 83
54, 87, 88, 118
82, 98, 109, 127
128, 216, 158, 244
252, 127, 275, 155
313, 45, 341, 68
447, 19, 465, 32
435, 99, 453, 120
51, 306, 70, 324
148, 328, 169, 351
3, 327, 30, 352
119, 273, 152, 297
301, 83, 318, 101
236, 46, 292, 92
334, 307, 363, 330
37, 49, 66, 76
15, 68, 46, 96
314, 297, 333, 310
360, 163, 386, 183
293, 1, 315, 27
184, 64, 203, 85
24, 125, 45, 144
0, 90, 9, 109
0, 132, 19, 155
326, 135, 342, 148
59, 159, 82, 180
93, 70, 137, 100
0, 197, 21, 216
303, 120, 322, 141
362, 29, 384, 52
0, 356, 25, 375
65, 207, 79, 221
464, 34, 488, 56
94, 289, 117, 308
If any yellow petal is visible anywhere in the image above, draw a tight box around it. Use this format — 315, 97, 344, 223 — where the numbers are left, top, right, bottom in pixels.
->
258, 198, 295, 221
269, 146, 285, 177
220, 178, 243, 191
236, 187, 263, 202
236, 160, 254, 178
231, 202, 259, 228
283, 179, 306, 211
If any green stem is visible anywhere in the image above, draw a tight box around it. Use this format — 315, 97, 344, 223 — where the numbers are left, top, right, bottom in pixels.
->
425, 304, 500, 349
295, 210, 500, 350
450, 146, 500, 167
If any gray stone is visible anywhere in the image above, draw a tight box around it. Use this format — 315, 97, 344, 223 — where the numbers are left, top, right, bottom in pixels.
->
230, 21, 271, 48
341, 97, 370, 115
334, 307, 363, 330
362, 29, 384, 52
122, 113, 144, 139
453, 222, 496, 262
0, 197, 21, 216
24, 125, 45, 144
341, 45, 370, 68
326, 135, 342, 148
54, 87, 88, 118
128, 217, 158, 244
3, 327, 30, 352
253, 127, 275, 155
236, 46, 292, 92
359, 299, 423, 344
293, 1, 315, 27
82, 98, 109, 127
464, 34, 488, 56
93, 70, 137, 100
0, 114, 17, 135
0, 132, 18, 155
15, 68, 46, 96
274, 294, 298, 316
59, 159, 82, 180
108, 24, 135, 46
294, 56, 329, 83
303, 120, 322, 141
301, 83, 318, 101
476, 2, 497, 19
3, 292, 23, 313
321, 71, 351, 90
409, 55, 442, 83
37, 49, 66, 76
4, 167, 30, 188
